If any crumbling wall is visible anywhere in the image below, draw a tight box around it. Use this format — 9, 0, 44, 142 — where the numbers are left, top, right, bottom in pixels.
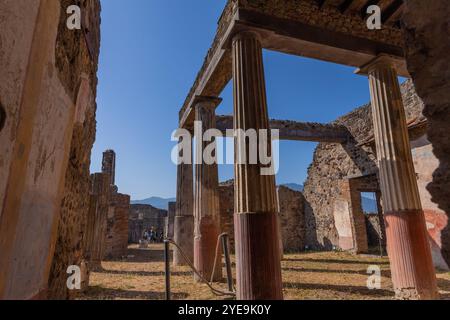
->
129, 204, 167, 243
218, 181, 305, 253
304, 80, 449, 269
403, 0, 450, 269
303, 107, 377, 250
277, 186, 305, 252
366, 214, 385, 250
0, 0, 100, 299
47, 0, 101, 300
304, 81, 423, 250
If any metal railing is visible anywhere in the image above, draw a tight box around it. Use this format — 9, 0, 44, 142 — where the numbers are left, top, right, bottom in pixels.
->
163, 234, 236, 300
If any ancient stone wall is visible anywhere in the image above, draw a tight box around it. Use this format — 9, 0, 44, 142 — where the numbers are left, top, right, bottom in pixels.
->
403, 0, 450, 270
47, 0, 101, 300
411, 134, 449, 270
218, 181, 305, 253
365, 214, 386, 250
104, 192, 130, 259
129, 204, 167, 243
0, 0, 100, 299
304, 80, 449, 269
277, 186, 305, 252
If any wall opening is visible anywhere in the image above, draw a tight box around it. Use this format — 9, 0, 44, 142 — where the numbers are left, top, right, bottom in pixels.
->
359, 191, 386, 256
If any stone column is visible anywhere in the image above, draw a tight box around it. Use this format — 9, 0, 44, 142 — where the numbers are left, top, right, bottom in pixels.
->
231, 31, 283, 300
358, 55, 438, 299
193, 96, 223, 282
89, 173, 110, 270
102, 150, 116, 186
173, 137, 194, 266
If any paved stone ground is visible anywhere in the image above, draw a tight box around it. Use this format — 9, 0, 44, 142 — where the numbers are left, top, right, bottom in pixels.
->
79, 244, 450, 300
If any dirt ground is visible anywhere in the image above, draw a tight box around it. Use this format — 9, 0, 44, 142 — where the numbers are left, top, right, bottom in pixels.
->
79, 244, 450, 300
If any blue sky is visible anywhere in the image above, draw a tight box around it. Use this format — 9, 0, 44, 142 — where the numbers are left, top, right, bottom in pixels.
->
90, 0, 372, 200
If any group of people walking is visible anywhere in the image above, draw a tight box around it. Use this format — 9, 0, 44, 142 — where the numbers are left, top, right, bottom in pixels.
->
143, 227, 164, 243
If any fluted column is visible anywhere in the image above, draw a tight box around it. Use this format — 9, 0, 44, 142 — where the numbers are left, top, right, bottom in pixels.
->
173, 136, 194, 266
359, 55, 438, 300
232, 31, 283, 300
193, 96, 223, 282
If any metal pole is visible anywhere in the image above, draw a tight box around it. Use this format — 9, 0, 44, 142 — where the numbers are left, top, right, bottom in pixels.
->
221, 234, 234, 292
164, 240, 171, 300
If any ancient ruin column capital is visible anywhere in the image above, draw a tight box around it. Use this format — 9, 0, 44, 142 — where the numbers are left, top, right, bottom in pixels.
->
355, 54, 405, 77
193, 95, 222, 111
231, 30, 263, 45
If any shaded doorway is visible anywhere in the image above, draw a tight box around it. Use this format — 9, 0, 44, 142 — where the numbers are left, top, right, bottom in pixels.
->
359, 191, 386, 256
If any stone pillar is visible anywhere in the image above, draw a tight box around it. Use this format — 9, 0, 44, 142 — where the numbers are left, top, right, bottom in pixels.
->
231, 31, 283, 300
193, 96, 223, 282
358, 55, 438, 299
104, 193, 130, 259
102, 150, 116, 186
86, 173, 110, 270
166, 202, 176, 239
173, 139, 194, 266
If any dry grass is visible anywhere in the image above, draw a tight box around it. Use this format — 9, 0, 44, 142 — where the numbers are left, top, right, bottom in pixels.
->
79, 244, 450, 300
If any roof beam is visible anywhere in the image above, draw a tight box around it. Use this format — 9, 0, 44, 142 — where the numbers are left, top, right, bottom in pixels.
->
339, 0, 354, 14
382, 0, 404, 24
317, 0, 330, 10
361, 0, 381, 18
216, 115, 350, 143
180, 2, 407, 129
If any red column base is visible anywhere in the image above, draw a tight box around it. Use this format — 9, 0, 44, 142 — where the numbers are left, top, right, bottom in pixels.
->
385, 209, 439, 300
234, 212, 283, 300
193, 217, 222, 282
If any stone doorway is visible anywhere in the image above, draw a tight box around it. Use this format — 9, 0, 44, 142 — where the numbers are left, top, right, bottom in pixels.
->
334, 174, 386, 255
359, 191, 386, 256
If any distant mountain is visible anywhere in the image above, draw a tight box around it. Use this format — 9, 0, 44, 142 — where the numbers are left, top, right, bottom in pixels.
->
131, 197, 176, 210
282, 183, 304, 192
